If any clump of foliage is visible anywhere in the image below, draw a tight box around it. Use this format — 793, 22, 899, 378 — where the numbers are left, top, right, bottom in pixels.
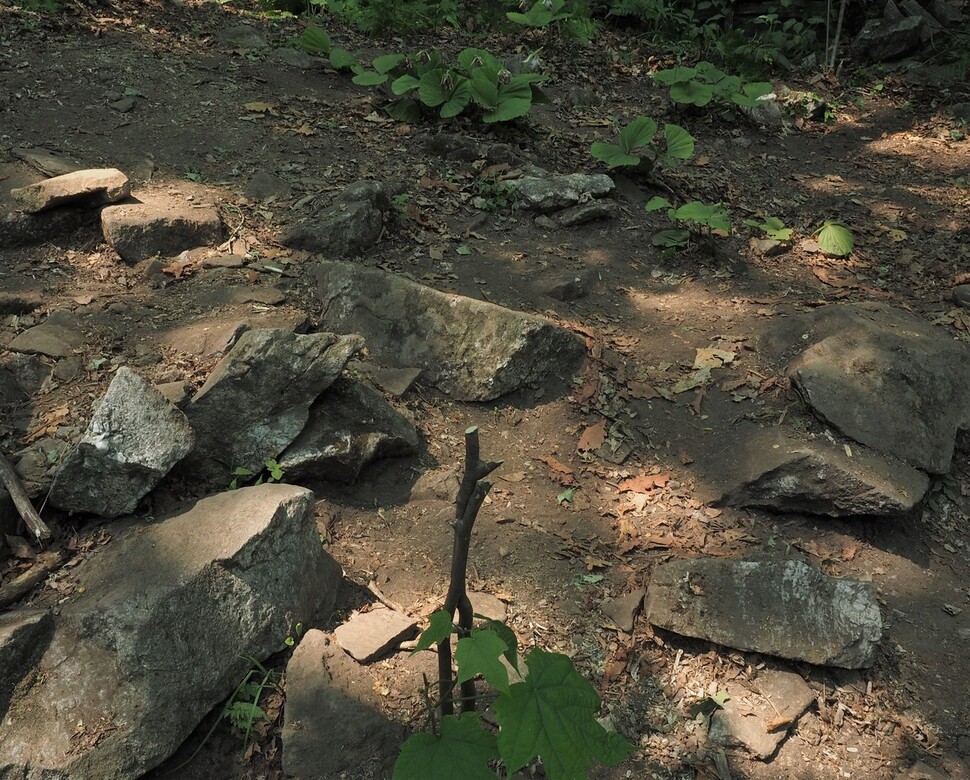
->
222, 659, 277, 750
590, 116, 694, 172
651, 61, 773, 110
507, 0, 600, 42
744, 216, 792, 242
645, 196, 732, 250
393, 427, 632, 780
313, 0, 464, 34
299, 29, 548, 124
228, 458, 285, 490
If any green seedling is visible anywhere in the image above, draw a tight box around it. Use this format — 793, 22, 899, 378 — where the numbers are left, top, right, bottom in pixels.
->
590, 116, 694, 172
744, 216, 792, 241
228, 458, 285, 490
645, 197, 732, 250
652, 61, 772, 110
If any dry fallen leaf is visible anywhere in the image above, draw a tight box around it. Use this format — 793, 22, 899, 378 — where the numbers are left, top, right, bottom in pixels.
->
577, 420, 608, 452
626, 380, 659, 399
618, 473, 670, 493
538, 455, 577, 486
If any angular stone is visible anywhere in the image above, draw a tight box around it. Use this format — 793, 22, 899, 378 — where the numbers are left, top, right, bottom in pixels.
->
0, 353, 51, 404
709, 669, 816, 759
896, 762, 950, 780
602, 589, 645, 633
281, 629, 403, 780
13, 438, 69, 496
470, 591, 508, 623
12, 148, 80, 178
545, 270, 596, 302
215, 23, 268, 49
0, 484, 342, 780
334, 607, 418, 663
850, 16, 924, 62
244, 170, 292, 201
716, 429, 928, 517
154, 380, 192, 407
10, 169, 130, 214
782, 303, 970, 474
278, 377, 419, 483
509, 173, 615, 213
410, 466, 459, 501
953, 284, 970, 309
0, 609, 54, 715
8, 310, 84, 358
900, 0, 944, 40
101, 195, 224, 264
646, 558, 882, 668
316, 261, 585, 401
555, 199, 617, 227
350, 360, 422, 397
49, 367, 194, 517
750, 237, 787, 257
282, 201, 384, 258
181, 328, 363, 486
928, 0, 962, 25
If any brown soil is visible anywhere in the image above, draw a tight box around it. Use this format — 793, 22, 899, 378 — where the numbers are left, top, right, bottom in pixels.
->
2, 2, 970, 779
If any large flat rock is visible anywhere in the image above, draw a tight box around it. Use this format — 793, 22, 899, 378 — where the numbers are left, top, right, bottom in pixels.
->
315, 261, 585, 401
776, 303, 970, 474
646, 558, 882, 668
0, 484, 342, 780
10, 168, 130, 213
101, 193, 223, 263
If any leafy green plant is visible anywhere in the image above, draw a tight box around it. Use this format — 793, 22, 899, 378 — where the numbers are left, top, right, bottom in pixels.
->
744, 216, 792, 242
645, 197, 731, 250
507, 0, 571, 27
590, 116, 694, 172
815, 220, 854, 257
228, 458, 285, 490
393, 428, 631, 779
222, 659, 277, 750
651, 61, 772, 110
316, 0, 465, 34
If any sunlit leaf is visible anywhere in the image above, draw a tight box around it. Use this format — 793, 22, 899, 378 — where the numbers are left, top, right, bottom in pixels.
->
414, 610, 454, 653
393, 714, 499, 780
817, 221, 854, 256
456, 629, 510, 694
617, 116, 657, 153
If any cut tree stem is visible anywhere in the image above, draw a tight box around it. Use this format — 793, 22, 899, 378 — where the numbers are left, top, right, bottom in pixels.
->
0, 452, 51, 542
437, 426, 501, 717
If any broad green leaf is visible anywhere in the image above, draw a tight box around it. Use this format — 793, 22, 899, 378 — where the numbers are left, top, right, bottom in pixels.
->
672, 201, 730, 232
651, 65, 697, 85
652, 229, 691, 247
644, 196, 672, 213
480, 619, 519, 673
373, 53, 405, 75
743, 81, 774, 99
456, 245, 472, 255
662, 123, 694, 161
456, 629, 510, 694
817, 221, 854, 256
590, 142, 639, 169
762, 217, 792, 240
468, 69, 499, 109
329, 47, 357, 71
414, 610, 454, 653
392, 74, 421, 95
352, 71, 389, 86
483, 80, 533, 123
418, 69, 450, 107
440, 80, 472, 118
670, 80, 713, 106
458, 47, 499, 73
557, 488, 574, 504
730, 93, 760, 107
299, 25, 330, 54
385, 99, 421, 123
393, 714, 499, 780
494, 649, 633, 778
618, 116, 657, 154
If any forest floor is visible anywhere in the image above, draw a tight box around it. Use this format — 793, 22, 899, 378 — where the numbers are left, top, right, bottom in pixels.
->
1, 1, 970, 778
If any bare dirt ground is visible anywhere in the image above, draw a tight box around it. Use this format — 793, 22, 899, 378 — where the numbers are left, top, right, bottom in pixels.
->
2, 1, 970, 778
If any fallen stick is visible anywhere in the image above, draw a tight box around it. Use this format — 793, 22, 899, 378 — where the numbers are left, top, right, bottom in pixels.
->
0, 452, 51, 542
0, 550, 65, 609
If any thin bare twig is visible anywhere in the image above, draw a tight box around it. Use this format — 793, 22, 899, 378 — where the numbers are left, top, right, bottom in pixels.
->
0, 452, 51, 542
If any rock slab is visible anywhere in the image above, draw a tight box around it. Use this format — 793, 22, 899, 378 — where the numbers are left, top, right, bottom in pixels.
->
182, 328, 363, 486
0, 484, 343, 780
509, 173, 615, 213
49, 367, 194, 517
8, 309, 84, 358
281, 629, 404, 779
278, 377, 419, 483
282, 180, 392, 258
10, 168, 130, 213
316, 261, 585, 401
646, 558, 882, 668
782, 303, 970, 474
716, 429, 928, 517
0, 609, 54, 716
334, 607, 418, 663
101, 194, 223, 263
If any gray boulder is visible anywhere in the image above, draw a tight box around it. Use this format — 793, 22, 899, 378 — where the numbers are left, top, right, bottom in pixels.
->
282, 629, 404, 779
509, 173, 615, 213
0, 353, 51, 405
716, 429, 928, 517
780, 303, 970, 474
8, 309, 84, 359
646, 558, 882, 668
0, 610, 54, 716
10, 168, 130, 213
0, 484, 342, 780
851, 16, 924, 62
282, 180, 393, 258
49, 367, 194, 517
181, 328, 363, 486
279, 377, 419, 483
0, 208, 97, 249
316, 261, 585, 401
